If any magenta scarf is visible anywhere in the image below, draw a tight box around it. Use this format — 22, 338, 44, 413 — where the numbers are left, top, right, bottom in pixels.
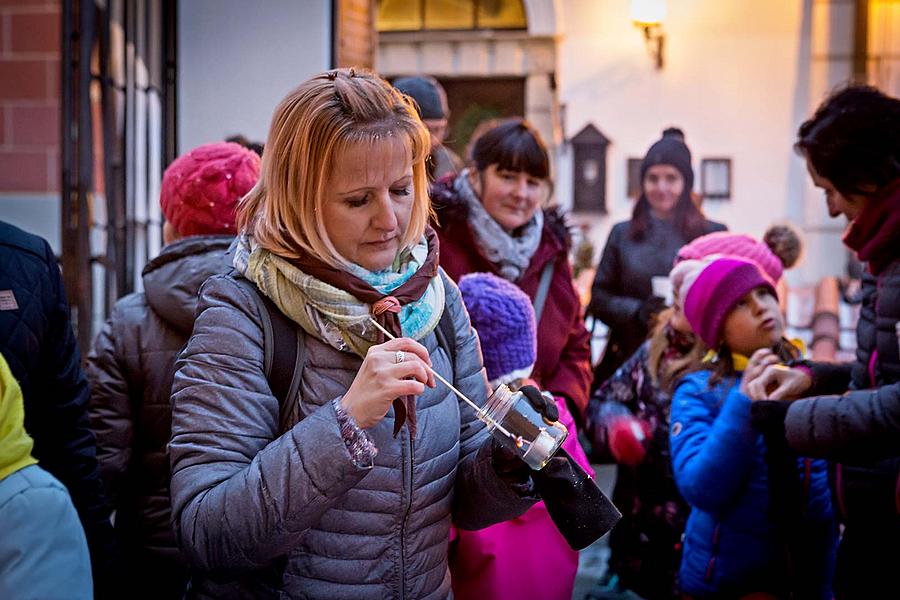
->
843, 179, 900, 276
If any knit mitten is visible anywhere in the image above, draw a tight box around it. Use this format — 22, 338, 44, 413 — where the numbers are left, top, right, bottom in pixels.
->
607, 416, 652, 466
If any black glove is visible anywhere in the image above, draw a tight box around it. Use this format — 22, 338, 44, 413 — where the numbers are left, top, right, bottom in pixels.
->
750, 399, 789, 441
519, 384, 559, 422
532, 449, 622, 550
637, 295, 667, 327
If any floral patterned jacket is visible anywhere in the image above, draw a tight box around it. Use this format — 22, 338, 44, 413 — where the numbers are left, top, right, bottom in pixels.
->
585, 326, 694, 599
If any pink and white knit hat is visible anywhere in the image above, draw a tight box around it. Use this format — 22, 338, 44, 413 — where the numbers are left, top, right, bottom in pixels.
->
675, 232, 783, 283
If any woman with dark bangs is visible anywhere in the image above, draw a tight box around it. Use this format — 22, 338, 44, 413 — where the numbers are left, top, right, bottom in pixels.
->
588, 131, 726, 390
431, 117, 594, 600
432, 117, 592, 425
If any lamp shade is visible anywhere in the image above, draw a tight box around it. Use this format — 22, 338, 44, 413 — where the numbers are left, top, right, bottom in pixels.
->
631, 0, 666, 25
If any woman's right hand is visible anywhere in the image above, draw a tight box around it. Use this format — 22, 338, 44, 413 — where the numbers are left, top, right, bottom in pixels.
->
340, 337, 436, 429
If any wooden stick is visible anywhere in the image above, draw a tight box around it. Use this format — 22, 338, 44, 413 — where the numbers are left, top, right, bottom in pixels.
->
366, 317, 521, 442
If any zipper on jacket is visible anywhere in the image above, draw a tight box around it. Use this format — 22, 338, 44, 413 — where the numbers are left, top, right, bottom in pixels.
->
894, 465, 900, 515
704, 524, 721, 584
835, 463, 848, 520
868, 349, 879, 388
399, 431, 415, 599
801, 458, 812, 516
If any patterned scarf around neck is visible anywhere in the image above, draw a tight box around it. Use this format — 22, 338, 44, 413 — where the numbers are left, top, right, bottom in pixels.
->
455, 169, 544, 282
234, 228, 446, 438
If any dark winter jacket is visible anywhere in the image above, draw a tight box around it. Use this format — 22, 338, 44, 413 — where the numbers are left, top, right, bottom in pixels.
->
588, 217, 726, 385
781, 261, 900, 528
671, 370, 836, 598
168, 270, 537, 599
431, 179, 592, 421
86, 235, 233, 594
0, 220, 115, 585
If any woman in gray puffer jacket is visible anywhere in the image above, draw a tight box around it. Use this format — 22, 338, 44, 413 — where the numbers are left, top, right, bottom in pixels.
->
168, 70, 544, 599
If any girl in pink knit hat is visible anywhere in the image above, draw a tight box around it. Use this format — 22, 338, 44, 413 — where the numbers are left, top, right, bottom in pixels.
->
585, 225, 801, 599
668, 256, 836, 598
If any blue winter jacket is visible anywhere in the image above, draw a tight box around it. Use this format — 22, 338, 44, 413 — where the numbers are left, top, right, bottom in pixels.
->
670, 370, 836, 598
0, 465, 93, 599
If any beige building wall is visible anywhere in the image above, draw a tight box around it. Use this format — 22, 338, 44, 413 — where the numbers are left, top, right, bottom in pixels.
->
378, 0, 873, 286
557, 0, 859, 287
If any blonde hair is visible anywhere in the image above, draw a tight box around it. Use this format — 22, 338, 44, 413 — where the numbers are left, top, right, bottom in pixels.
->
236, 68, 433, 265
646, 307, 707, 392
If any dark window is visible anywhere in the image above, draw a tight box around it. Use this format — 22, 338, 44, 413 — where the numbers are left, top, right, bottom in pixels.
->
626, 157, 643, 199
435, 77, 526, 158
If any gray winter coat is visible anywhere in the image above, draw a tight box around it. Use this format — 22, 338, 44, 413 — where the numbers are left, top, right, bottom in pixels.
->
168, 270, 536, 599
87, 236, 232, 589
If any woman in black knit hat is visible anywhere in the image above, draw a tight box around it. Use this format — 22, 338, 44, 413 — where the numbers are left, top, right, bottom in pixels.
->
587, 131, 726, 390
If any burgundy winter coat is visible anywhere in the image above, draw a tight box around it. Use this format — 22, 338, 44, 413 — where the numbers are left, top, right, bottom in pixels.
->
431, 180, 592, 422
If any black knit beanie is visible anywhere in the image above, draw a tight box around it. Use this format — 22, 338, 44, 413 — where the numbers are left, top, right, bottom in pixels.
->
393, 76, 448, 120
640, 136, 694, 192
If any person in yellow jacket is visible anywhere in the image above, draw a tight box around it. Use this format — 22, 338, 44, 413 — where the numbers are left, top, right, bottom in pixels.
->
0, 353, 92, 599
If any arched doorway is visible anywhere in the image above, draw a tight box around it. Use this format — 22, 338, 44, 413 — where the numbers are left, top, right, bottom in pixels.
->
376, 0, 562, 170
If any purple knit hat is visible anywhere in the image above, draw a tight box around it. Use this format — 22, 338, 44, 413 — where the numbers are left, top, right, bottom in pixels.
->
458, 272, 537, 385
672, 257, 776, 348
676, 232, 783, 283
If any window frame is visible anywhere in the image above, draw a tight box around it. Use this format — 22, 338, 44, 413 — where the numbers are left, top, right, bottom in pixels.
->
376, 0, 528, 32
700, 157, 733, 201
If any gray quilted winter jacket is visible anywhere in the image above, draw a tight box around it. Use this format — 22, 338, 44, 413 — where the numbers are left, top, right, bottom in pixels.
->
87, 235, 232, 583
168, 270, 537, 599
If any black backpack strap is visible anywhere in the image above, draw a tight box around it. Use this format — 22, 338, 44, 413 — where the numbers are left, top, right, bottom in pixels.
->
230, 273, 305, 434
259, 292, 305, 435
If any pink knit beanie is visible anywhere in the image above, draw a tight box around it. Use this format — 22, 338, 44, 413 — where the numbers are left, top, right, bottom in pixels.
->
160, 142, 260, 237
676, 232, 783, 283
671, 256, 776, 348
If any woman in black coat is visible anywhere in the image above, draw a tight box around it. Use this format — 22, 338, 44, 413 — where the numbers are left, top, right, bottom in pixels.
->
588, 132, 725, 388
748, 85, 900, 599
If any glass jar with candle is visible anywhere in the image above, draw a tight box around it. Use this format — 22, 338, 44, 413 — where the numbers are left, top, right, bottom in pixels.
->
482, 384, 568, 470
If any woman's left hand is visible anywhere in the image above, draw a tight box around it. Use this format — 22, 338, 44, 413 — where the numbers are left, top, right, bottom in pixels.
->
519, 385, 560, 423
740, 348, 779, 399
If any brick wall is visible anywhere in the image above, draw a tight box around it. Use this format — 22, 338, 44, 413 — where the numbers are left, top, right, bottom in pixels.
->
0, 0, 60, 194
335, 0, 376, 69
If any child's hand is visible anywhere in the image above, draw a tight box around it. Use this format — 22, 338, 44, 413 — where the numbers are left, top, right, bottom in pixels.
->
745, 366, 812, 401
740, 349, 779, 398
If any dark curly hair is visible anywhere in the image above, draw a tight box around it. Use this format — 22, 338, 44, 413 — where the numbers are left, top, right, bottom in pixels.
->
796, 85, 900, 197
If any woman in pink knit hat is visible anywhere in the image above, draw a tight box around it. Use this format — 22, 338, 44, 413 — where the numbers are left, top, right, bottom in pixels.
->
585, 225, 801, 599
86, 141, 260, 599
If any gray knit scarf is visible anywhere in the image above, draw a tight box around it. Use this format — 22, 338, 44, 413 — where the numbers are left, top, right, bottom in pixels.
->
454, 169, 544, 282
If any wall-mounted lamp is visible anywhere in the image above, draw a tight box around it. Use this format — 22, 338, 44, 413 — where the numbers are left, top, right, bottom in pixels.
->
631, 0, 666, 70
